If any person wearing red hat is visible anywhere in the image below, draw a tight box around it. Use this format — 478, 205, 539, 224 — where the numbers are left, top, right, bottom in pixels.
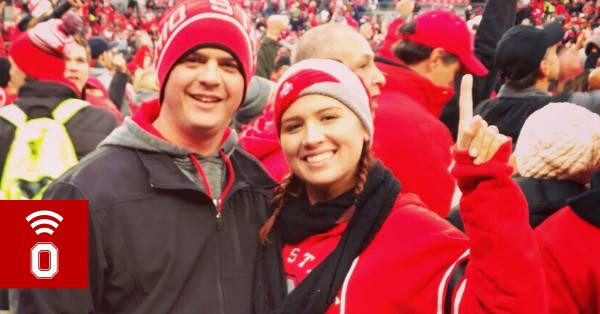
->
254, 59, 546, 313
18, 0, 275, 313
1, 14, 119, 312
239, 22, 386, 183
373, 9, 489, 217
0, 12, 119, 177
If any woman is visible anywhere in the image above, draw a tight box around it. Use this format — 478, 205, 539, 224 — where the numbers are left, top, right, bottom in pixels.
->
254, 59, 546, 313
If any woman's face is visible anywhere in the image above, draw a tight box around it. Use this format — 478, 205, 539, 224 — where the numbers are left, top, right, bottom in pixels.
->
280, 94, 369, 203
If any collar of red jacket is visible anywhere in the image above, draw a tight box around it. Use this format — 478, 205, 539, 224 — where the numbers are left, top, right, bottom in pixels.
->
376, 59, 455, 118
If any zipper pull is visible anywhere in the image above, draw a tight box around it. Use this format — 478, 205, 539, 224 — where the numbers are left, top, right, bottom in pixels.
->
216, 212, 222, 230
214, 198, 222, 230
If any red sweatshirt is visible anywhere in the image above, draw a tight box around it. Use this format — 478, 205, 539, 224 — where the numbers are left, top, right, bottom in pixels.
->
283, 143, 547, 313
536, 206, 600, 314
373, 60, 456, 217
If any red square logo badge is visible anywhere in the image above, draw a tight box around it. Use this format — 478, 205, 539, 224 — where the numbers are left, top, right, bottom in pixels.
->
0, 200, 88, 288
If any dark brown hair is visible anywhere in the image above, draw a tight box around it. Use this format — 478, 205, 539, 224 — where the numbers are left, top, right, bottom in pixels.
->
393, 21, 459, 66
505, 46, 554, 90
505, 67, 544, 90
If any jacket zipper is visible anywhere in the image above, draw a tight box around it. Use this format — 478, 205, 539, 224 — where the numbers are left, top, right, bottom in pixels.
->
215, 223, 226, 314
190, 152, 235, 230
190, 152, 235, 313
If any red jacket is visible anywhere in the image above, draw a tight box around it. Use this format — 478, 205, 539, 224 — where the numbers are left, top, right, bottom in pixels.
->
283, 143, 547, 313
373, 59, 456, 217
536, 206, 600, 314
239, 100, 290, 182
84, 77, 122, 122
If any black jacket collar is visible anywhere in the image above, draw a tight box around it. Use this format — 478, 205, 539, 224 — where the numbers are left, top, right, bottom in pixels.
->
515, 177, 586, 216
568, 187, 600, 228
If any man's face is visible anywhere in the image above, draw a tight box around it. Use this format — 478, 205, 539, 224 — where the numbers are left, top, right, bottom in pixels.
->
99, 50, 114, 71
65, 44, 89, 91
543, 44, 560, 81
334, 31, 386, 99
430, 58, 461, 88
161, 47, 244, 136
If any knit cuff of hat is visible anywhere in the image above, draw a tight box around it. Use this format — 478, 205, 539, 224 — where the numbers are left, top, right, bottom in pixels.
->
9, 33, 80, 94
299, 82, 374, 139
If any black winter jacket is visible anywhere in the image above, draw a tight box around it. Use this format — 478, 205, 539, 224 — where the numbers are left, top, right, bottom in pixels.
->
476, 89, 571, 145
440, 0, 517, 140
18, 139, 276, 313
448, 176, 586, 231
0, 81, 120, 180
514, 177, 587, 228
477, 85, 600, 145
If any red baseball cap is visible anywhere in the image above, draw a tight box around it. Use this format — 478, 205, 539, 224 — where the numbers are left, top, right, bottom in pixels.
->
405, 10, 488, 76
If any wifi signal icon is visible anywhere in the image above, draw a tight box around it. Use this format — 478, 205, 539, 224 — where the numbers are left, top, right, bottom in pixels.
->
26, 210, 64, 235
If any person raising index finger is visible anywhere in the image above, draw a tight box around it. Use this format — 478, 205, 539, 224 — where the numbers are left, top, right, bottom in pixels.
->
456, 74, 508, 165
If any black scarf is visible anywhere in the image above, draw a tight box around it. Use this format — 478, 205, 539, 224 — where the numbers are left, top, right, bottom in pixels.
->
254, 162, 401, 314
277, 188, 355, 244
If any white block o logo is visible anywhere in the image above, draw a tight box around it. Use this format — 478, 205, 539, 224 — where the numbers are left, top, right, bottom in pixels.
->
31, 243, 58, 279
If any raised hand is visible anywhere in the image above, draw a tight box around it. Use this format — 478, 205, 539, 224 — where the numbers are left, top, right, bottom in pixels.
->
456, 75, 508, 165
67, 0, 83, 9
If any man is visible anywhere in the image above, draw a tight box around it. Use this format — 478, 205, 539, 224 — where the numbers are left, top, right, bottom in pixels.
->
18, 0, 275, 313
240, 22, 386, 182
1, 13, 118, 314
0, 13, 119, 182
478, 21, 600, 144
372, 10, 488, 217
88, 36, 132, 115
255, 14, 289, 79
65, 34, 122, 121
292, 23, 386, 99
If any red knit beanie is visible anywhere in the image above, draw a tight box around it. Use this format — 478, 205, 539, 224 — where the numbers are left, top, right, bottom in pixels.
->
155, 0, 257, 103
9, 12, 83, 93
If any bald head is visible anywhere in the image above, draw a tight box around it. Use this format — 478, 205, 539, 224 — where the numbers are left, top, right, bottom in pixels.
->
292, 23, 359, 64
589, 67, 600, 91
266, 15, 289, 34
291, 22, 386, 98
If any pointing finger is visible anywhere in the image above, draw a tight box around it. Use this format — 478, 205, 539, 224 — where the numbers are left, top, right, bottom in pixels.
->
459, 74, 473, 123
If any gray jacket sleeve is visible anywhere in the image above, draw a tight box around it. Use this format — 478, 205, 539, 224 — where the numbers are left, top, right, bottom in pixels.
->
233, 76, 274, 131
568, 91, 600, 114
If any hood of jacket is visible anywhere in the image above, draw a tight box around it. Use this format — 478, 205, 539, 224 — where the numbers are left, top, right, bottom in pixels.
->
515, 176, 587, 227
99, 98, 238, 198
497, 85, 551, 99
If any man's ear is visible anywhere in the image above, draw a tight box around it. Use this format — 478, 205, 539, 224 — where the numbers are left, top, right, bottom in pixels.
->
427, 48, 446, 70
539, 59, 549, 77
100, 50, 111, 61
